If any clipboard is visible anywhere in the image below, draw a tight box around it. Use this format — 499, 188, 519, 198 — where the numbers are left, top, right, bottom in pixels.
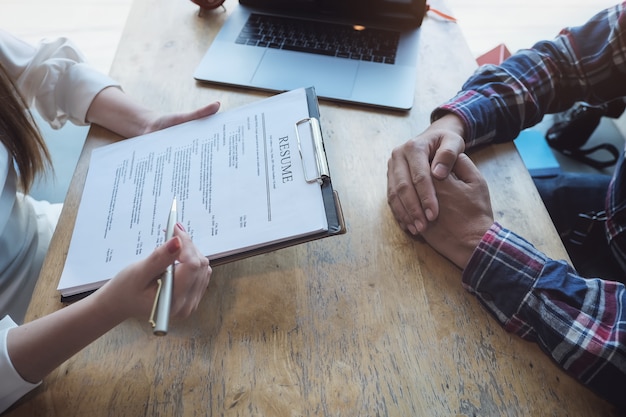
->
59, 87, 346, 302
209, 87, 346, 267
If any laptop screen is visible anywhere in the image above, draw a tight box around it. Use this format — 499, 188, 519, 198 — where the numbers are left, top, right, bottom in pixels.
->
239, 0, 427, 27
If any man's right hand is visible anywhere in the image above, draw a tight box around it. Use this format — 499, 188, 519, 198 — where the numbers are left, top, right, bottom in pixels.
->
387, 113, 467, 234
420, 153, 494, 270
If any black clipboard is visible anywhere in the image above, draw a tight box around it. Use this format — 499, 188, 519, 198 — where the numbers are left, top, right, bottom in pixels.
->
60, 87, 345, 303
209, 86, 346, 266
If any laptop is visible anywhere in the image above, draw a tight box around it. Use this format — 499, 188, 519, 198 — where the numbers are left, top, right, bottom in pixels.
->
193, 0, 426, 111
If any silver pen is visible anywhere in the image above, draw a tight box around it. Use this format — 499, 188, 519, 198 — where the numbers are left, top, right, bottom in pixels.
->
149, 197, 177, 336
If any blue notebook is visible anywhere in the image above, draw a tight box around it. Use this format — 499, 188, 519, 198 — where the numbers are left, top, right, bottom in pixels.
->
514, 129, 561, 178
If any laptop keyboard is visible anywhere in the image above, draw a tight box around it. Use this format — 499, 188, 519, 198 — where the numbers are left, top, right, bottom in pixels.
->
236, 13, 400, 64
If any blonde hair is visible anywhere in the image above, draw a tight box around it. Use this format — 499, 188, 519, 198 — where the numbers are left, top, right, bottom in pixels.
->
0, 62, 51, 192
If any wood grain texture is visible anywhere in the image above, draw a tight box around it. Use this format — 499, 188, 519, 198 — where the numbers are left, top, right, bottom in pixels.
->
5, 0, 619, 415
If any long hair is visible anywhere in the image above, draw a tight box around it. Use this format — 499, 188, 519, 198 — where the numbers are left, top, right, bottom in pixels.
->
0, 61, 51, 192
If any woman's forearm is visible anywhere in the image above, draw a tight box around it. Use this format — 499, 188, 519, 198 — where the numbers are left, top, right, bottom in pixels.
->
5, 233, 191, 384
85, 86, 157, 138
6, 294, 125, 383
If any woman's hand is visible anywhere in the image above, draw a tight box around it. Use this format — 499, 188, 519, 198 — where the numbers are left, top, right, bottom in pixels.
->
6, 224, 211, 384
86, 86, 221, 138
139, 101, 222, 136
94, 223, 211, 323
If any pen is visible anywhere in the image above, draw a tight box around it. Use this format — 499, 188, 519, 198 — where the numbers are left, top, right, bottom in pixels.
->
150, 197, 177, 336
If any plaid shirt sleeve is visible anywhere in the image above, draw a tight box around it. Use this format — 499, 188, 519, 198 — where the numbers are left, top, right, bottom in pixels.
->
463, 223, 626, 408
432, 2, 626, 150
424, 3, 626, 407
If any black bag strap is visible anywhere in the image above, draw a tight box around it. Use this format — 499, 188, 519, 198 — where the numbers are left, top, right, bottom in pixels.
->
555, 142, 621, 169
546, 100, 625, 169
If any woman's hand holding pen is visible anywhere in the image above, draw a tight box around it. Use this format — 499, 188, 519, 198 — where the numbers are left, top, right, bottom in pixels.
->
93, 222, 212, 324
6, 224, 211, 384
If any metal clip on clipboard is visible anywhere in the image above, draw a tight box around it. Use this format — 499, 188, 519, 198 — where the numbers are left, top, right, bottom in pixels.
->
295, 117, 330, 184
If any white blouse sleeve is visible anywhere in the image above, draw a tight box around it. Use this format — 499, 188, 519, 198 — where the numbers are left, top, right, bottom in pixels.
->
0, 316, 40, 414
0, 29, 120, 129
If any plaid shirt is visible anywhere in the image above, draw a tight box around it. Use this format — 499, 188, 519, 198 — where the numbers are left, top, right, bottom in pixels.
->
433, 2, 626, 408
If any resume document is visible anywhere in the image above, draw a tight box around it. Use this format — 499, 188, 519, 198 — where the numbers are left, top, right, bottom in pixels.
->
58, 88, 331, 297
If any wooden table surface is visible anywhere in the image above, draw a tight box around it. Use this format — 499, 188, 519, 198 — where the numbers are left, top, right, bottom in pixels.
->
7, 0, 618, 415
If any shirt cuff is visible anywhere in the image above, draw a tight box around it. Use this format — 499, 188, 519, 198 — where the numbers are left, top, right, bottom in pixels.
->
53, 63, 120, 127
461, 222, 549, 324
0, 316, 40, 414
431, 89, 505, 149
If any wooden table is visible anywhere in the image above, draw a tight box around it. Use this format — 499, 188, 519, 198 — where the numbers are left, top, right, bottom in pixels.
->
7, 0, 618, 415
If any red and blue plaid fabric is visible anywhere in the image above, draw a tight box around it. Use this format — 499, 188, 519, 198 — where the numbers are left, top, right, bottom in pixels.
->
431, 2, 626, 408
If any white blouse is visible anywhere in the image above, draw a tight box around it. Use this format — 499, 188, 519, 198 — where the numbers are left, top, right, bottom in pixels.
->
0, 29, 118, 413
0, 316, 38, 414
